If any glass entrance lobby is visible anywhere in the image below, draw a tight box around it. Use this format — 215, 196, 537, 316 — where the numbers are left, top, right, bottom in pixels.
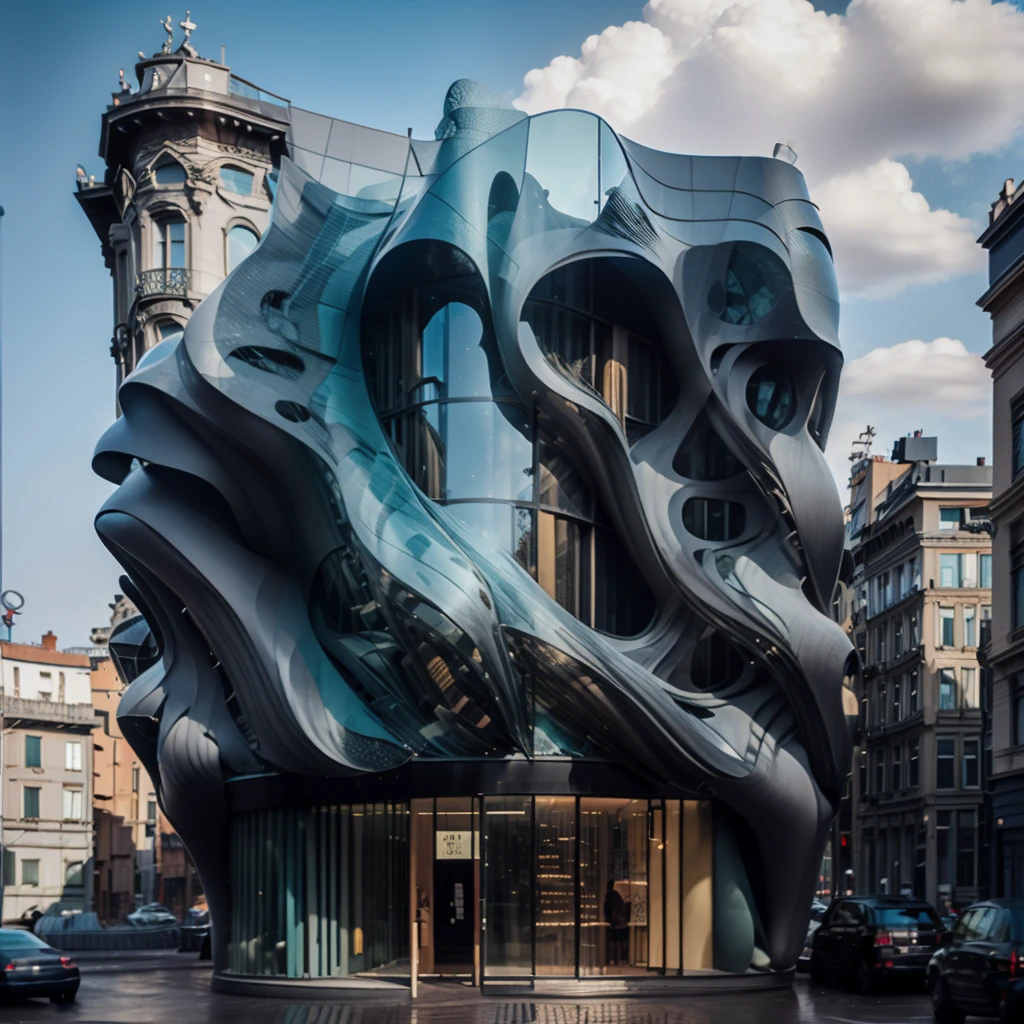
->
227, 789, 766, 982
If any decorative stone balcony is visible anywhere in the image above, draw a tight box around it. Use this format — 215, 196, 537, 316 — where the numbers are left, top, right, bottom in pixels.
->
137, 267, 190, 298
1, 697, 99, 729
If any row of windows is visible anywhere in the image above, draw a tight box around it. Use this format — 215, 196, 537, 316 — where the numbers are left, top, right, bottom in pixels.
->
152, 159, 256, 197
860, 736, 979, 795
867, 559, 919, 617
862, 808, 977, 894
867, 604, 989, 665
864, 664, 979, 727
152, 217, 259, 275
9, 666, 70, 701
22, 785, 84, 821
1, 853, 84, 889
867, 553, 991, 620
23, 736, 82, 771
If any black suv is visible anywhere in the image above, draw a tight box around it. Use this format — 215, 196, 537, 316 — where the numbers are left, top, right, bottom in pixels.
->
927, 898, 1024, 1022
809, 895, 943, 993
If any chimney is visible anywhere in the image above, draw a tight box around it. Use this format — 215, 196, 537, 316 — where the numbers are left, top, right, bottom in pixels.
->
977, 457, 987, 467
41, 631, 57, 652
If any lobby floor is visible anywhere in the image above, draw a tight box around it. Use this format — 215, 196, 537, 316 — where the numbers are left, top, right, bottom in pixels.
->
0, 955, 943, 1024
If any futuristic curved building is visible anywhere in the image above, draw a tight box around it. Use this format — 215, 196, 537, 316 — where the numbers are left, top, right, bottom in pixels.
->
90, 65, 855, 989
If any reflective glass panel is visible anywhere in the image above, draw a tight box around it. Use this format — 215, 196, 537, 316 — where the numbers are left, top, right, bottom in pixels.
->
227, 225, 259, 272
535, 797, 576, 975
220, 166, 254, 196
525, 111, 599, 223
580, 798, 649, 975
538, 434, 592, 519
484, 796, 533, 976
153, 161, 187, 185
446, 502, 513, 553
442, 403, 533, 501
746, 366, 795, 430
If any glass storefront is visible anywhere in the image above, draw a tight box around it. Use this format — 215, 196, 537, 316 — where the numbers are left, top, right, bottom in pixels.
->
228, 794, 761, 981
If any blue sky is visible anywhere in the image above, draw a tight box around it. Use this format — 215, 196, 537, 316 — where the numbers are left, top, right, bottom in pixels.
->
0, 0, 1019, 645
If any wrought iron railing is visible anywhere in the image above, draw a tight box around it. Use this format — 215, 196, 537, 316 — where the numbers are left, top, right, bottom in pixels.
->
137, 268, 190, 298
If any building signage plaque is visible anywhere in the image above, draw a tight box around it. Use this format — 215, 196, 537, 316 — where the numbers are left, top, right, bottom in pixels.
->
435, 830, 474, 860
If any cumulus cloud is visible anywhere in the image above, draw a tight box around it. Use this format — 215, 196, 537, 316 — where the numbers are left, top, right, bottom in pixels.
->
824, 337, 992, 488
811, 160, 984, 298
517, 0, 1024, 297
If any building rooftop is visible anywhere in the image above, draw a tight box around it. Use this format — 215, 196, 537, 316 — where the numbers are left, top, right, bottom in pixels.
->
0, 633, 92, 668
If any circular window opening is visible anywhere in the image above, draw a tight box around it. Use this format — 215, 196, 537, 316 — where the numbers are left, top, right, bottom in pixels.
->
682, 497, 746, 542
746, 365, 795, 431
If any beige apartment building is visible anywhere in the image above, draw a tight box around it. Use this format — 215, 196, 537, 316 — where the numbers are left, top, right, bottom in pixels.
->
846, 439, 991, 914
0, 635, 97, 923
91, 656, 160, 922
979, 177, 1024, 897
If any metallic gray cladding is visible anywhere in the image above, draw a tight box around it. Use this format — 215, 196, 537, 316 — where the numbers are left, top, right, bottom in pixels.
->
93, 80, 855, 974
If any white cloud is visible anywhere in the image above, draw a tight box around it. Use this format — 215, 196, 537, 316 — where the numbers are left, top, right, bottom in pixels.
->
812, 160, 984, 297
825, 337, 992, 488
516, 0, 1024, 297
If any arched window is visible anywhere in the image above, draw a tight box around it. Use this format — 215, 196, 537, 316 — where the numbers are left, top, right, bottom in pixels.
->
153, 215, 186, 269
153, 160, 187, 185
220, 166, 254, 196
227, 225, 259, 273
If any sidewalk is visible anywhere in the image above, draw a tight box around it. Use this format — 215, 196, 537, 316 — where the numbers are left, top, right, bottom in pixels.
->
72, 948, 213, 973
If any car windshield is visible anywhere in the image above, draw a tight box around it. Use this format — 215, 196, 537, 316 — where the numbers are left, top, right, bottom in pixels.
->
873, 907, 940, 928
0, 932, 48, 950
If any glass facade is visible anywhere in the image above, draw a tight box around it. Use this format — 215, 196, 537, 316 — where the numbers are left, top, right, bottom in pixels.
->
362, 255, 657, 637
229, 794, 759, 980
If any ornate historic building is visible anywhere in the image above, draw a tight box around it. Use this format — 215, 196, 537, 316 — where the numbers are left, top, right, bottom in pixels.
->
979, 177, 1024, 898
844, 438, 991, 915
81, 20, 854, 993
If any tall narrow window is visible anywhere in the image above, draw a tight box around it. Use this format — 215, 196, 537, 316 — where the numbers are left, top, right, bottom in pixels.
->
939, 668, 957, 710
940, 608, 955, 647
892, 677, 902, 721
909, 671, 919, 714
58, 671, 65, 703
62, 788, 82, 821
980, 554, 992, 590
937, 738, 956, 789
12, 665, 19, 697
962, 739, 979, 789
891, 745, 902, 790
227, 224, 259, 273
154, 216, 186, 269
964, 606, 976, 648
873, 750, 884, 793
65, 740, 82, 772
940, 554, 963, 588
132, 767, 140, 793
937, 811, 952, 885
21, 860, 39, 887
1013, 399, 1024, 478
23, 786, 40, 819
894, 618, 904, 657
961, 667, 977, 709
24, 735, 41, 768
908, 738, 920, 787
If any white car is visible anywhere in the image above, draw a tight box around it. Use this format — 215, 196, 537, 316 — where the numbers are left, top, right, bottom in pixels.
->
127, 903, 177, 928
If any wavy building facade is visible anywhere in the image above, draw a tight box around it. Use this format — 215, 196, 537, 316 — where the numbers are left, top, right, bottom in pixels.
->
81, 36, 855, 991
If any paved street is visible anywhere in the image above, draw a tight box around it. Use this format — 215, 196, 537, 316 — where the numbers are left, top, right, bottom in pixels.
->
0, 957, 950, 1024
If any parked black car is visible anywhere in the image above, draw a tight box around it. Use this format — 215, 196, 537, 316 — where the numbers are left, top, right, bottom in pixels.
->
1000, 976, 1024, 1022
809, 895, 944, 993
0, 929, 79, 1003
927, 898, 1024, 1022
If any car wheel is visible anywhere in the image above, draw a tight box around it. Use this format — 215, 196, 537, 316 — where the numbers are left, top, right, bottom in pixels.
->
929, 975, 965, 1024
856, 958, 878, 995
809, 953, 826, 985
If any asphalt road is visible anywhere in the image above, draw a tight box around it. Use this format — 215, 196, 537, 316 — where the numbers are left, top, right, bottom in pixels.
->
0, 961, 949, 1024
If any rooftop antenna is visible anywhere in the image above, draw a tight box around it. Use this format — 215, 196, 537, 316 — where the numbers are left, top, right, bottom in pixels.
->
849, 425, 876, 463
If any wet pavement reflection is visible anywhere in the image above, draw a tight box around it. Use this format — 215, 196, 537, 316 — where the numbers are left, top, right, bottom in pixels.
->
0, 965, 939, 1024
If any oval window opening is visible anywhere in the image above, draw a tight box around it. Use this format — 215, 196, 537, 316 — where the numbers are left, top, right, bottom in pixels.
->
682, 498, 746, 541
691, 632, 745, 692
746, 365, 795, 431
